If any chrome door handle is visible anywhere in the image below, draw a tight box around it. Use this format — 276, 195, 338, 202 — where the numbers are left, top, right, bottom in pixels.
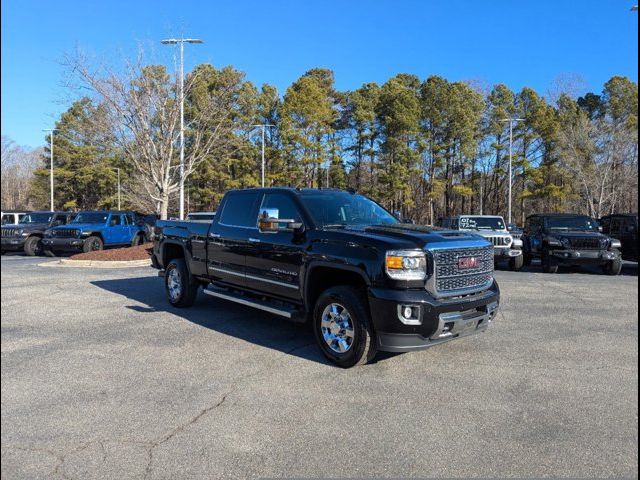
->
248, 237, 261, 243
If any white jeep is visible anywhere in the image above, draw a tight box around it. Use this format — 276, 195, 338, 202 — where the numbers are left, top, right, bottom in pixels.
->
439, 215, 524, 271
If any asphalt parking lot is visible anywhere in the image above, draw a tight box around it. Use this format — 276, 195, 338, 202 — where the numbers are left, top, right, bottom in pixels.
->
1, 255, 638, 479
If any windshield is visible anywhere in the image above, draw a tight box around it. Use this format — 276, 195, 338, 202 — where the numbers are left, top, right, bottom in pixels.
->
546, 216, 598, 231
459, 216, 505, 231
20, 213, 54, 224
71, 212, 109, 224
299, 191, 398, 227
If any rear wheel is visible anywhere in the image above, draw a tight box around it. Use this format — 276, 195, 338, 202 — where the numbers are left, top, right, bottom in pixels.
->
131, 234, 144, 247
23, 236, 43, 256
313, 286, 377, 368
542, 249, 558, 274
165, 258, 199, 307
509, 254, 524, 271
83, 236, 103, 253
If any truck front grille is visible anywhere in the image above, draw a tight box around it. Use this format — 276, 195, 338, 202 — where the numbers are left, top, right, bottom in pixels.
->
429, 246, 494, 297
568, 237, 606, 250
487, 236, 511, 247
53, 228, 80, 238
1, 228, 19, 237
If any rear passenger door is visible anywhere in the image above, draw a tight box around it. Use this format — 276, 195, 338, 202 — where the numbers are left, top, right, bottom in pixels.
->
243, 192, 306, 301
206, 191, 261, 288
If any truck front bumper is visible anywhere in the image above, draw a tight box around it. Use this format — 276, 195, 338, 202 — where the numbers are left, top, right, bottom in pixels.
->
368, 281, 500, 353
494, 247, 521, 258
550, 249, 619, 264
41, 238, 85, 251
1, 237, 27, 251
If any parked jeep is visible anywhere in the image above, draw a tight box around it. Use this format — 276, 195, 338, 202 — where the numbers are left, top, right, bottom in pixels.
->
152, 188, 500, 368
522, 213, 622, 275
438, 215, 524, 271
1, 211, 75, 256
600, 214, 638, 262
42, 210, 145, 256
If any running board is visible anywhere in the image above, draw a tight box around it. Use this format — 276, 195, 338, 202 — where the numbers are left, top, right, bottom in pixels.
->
203, 286, 303, 321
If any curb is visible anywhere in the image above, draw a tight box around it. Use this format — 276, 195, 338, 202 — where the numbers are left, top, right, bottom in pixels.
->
39, 258, 152, 269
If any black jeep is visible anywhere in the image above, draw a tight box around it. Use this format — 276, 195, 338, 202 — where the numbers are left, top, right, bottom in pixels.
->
522, 213, 622, 275
1, 211, 75, 256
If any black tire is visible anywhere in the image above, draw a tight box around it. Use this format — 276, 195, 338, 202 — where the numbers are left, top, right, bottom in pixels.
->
23, 236, 43, 256
83, 236, 103, 253
509, 254, 524, 271
44, 248, 56, 257
542, 250, 558, 274
131, 234, 144, 247
603, 255, 623, 276
165, 258, 199, 308
313, 286, 377, 368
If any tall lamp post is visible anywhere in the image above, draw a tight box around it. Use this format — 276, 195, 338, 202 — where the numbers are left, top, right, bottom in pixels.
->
42, 129, 58, 212
251, 124, 275, 187
499, 118, 524, 225
161, 37, 204, 220
112, 167, 121, 210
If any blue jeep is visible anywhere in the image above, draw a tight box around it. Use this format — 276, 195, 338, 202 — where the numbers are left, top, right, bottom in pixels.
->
42, 211, 146, 256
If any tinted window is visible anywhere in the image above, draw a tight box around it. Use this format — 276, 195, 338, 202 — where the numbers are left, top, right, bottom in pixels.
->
259, 194, 301, 222
219, 193, 260, 227
299, 191, 397, 227
53, 215, 68, 225
600, 217, 611, 233
1, 214, 11, 225
72, 213, 109, 224
110, 215, 121, 226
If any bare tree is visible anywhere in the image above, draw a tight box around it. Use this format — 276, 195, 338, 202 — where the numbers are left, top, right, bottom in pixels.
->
1, 136, 42, 210
65, 50, 241, 218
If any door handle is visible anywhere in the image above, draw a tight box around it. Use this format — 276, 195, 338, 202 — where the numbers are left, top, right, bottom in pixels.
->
248, 237, 261, 243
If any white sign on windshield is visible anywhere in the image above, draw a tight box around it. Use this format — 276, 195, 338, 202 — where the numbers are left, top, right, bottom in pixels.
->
460, 217, 476, 229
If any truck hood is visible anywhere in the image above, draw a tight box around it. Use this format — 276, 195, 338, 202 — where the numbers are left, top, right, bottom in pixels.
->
4, 222, 50, 231
461, 229, 510, 238
326, 223, 490, 249
53, 223, 105, 230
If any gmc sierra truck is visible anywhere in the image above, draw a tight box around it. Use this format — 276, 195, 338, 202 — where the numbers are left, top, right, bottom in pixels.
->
152, 188, 500, 367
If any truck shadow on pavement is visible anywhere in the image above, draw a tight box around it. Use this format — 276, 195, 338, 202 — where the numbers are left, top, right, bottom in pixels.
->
91, 276, 401, 366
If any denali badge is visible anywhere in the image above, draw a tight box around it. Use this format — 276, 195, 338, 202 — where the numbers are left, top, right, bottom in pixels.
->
458, 256, 482, 270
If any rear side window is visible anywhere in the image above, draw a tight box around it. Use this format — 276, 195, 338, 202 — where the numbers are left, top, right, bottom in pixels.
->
110, 215, 121, 226
219, 193, 260, 227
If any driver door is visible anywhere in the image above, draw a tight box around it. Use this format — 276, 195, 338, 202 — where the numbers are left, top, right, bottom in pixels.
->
243, 192, 306, 301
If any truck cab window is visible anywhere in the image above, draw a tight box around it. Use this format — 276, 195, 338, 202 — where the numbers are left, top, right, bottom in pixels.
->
259, 194, 301, 222
219, 193, 260, 227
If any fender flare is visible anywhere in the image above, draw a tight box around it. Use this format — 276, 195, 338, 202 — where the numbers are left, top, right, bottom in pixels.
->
303, 261, 371, 307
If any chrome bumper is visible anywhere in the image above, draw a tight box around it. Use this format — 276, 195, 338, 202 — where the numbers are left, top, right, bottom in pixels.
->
430, 301, 499, 341
494, 247, 521, 258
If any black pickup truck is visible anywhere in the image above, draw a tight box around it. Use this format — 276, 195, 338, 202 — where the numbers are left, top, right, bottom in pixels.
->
152, 188, 500, 367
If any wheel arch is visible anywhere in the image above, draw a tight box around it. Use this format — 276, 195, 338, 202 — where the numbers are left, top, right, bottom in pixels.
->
304, 263, 370, 312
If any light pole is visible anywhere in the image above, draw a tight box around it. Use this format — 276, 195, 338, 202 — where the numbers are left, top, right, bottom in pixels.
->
500, 118, 524, 224
161, 37, 204, 220
251, 124, 275, 187
42, 129, 57, 211
112, 167, 121, 210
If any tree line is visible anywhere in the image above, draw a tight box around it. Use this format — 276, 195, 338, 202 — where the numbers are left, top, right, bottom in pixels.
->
4, 55, 638, 224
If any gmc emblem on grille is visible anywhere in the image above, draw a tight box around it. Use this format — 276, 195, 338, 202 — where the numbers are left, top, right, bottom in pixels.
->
457, 256, 482, 270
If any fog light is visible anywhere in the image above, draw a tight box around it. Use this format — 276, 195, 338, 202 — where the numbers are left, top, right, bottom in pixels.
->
397, 304, 421, 325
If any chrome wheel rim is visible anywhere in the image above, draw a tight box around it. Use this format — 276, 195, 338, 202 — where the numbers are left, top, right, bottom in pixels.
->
321, 303, 355, 353
167, 268, 182, 301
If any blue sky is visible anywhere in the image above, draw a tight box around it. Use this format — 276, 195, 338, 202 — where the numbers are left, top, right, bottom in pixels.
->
2, 0, 638, 148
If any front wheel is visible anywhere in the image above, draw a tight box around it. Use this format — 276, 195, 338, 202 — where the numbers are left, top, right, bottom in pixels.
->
23, 236, 43, 256
603, 256, 622, 276
542, 250, 558, 274
509, 254, 524, 271
165, 258, 199, 307
83, 236, 104, 253
313, 286, 377, 368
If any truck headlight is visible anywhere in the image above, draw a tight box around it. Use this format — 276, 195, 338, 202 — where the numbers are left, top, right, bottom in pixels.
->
610, 238, 622, 249
44, 229, 53, 238
385, 250, 427, 281
512, 238, 523, 248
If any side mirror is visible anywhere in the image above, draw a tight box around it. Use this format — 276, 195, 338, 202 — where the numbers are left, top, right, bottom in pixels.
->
257, 208, 304, 234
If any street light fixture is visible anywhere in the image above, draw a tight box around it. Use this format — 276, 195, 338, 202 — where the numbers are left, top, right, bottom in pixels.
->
160, 37, 204, 220
42, 129, 58, 212
499, 118, 524, 225
251, 124, 275, 187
